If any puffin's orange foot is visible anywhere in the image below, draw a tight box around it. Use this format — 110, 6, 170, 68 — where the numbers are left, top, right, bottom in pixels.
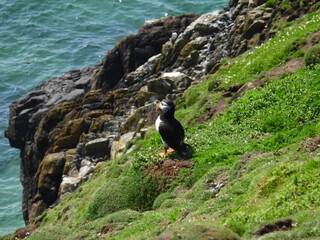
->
159, 148, 175, 157
159, 152, 166, 157
167, 148, 174, 152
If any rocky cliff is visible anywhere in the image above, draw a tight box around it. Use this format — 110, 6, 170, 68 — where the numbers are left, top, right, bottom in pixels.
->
5, 0, 318, 224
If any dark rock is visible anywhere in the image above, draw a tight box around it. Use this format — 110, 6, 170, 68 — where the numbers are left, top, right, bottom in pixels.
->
37, 152, 66, 205
147, 78, 173, 94
229, 0, 239, 8
63, 149, 78, 175
85, 137, 113, 158
110, 132, 136, 160
63, 89, 85, 102
194, 23, 219, 35
180, 37, 208, 57
48, 118, 90, 153
162, 72, 192, 90
133, 91, 160, 107
242, 19, 266, 39
92, 14, 199, 90
255, 0, 267, 6
252, 219, 294, 236
120, 103, 158, 134
28, 199, 47, 224
236, 39, 249, 55
183, 50, 200, 68
4, 66, 99, 223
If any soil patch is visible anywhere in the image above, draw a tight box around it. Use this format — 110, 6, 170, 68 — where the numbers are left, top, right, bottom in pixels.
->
14, 222, 41, 239
265, 57, 304, 79
195, 97, 227, 125
265, 58, 304, 79
100, 223, 117, 235
194, 84, 242, 125
146, 159, 193, 181
205, 172, 228, 194
301, 31, 320, 52
299, 137, 320, 153
234, 151, 267, 178
265, 31, 320, 79
252, 219, 294, 236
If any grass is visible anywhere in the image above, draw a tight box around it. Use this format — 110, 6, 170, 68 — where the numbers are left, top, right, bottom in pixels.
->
83, 171, 162, 221
304, 43, 320, 66
265, 0, 276, 8
205, 11, 320, 87
2, 9, 320, 240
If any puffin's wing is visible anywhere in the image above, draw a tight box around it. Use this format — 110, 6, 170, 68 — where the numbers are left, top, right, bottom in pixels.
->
175, 119, 185, 140
158, 122, 174, 146
158, 119, 184, 149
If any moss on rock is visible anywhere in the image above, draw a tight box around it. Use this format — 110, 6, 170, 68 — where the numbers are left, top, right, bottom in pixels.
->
37, 152, 66, 205
50, 118, 90, 152
81, 89, 105, 104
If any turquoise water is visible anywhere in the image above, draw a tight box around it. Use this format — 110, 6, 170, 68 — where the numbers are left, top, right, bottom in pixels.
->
0, 0, 228, 235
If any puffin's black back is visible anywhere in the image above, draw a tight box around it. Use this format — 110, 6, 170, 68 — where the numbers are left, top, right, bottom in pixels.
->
158, 100, 187, 156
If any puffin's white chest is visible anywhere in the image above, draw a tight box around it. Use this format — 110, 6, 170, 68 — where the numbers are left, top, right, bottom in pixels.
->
155, 116, 162, 132
155, 116, 167, 146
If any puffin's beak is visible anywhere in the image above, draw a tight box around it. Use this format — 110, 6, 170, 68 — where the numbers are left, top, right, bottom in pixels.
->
155, 104, 161, 112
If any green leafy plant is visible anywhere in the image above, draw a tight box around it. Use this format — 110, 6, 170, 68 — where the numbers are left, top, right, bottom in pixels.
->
207, 78, 221, 91
293, 49, 304, 58
84, 171, 162, 220
265, 0, 277, 8
152, 192, 176, 209
304, 43, 320, 66
280, 0, 292, 11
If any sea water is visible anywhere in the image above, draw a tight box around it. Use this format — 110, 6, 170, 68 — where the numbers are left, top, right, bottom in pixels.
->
0, 0, 228, 235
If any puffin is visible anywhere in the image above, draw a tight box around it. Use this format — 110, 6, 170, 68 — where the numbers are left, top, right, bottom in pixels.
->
155, 100, 188, 157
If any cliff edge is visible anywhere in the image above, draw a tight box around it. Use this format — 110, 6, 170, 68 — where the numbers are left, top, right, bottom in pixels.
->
5, 0, 318, 226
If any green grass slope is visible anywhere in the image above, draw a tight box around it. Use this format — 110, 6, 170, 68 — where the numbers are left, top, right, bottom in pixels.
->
2, 10, 320, 240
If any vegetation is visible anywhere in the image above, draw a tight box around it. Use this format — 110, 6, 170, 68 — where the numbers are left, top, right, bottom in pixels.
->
2, 8, 320, 240
304, 43, 320, 66
265, 0, 277, 8
152, 192, 176, 209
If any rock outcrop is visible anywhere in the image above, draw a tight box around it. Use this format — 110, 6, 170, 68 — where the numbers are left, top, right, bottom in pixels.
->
5, 13, 199, 224
5, 0, 318, 224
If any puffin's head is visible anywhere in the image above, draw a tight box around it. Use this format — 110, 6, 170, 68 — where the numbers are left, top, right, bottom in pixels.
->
155, 100, 175, 114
